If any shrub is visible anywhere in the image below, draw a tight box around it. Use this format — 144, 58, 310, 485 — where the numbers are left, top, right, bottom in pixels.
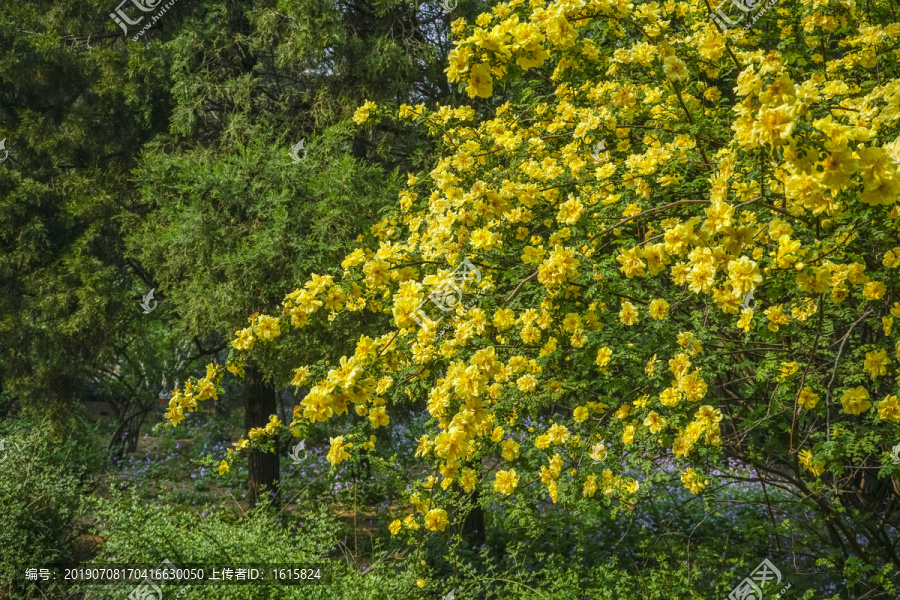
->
0, 415, 99, 597
84, 490, 421, 600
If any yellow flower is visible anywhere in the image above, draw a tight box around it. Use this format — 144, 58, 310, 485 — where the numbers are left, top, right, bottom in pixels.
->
797, 386, 820, 410
864, 349, 890, 378
589, 442, 607, 461
678, 369, 707, 402
494, 469, 520, 495
622, 424, 635, 444
645, 354, 658, 376
353, 100, 377, 124
643, 411, 667, 434
547, 480, 559, 503
840, 387, 872, 415
403, 514, 420, 530
727, 256, 762, 295
466, 63, 493, 98
619, 301, 639, 326
501, 439, 520, 461
573, 406, 589, 422
368, 406, 390, 428
649, 299, 670, 320
517, 373, 538, 392
596, 346, 612, 367
326, 436, 352, 466
547, 423, 570, 444
777, 361, 799, 382
668, 353, 691, 378
423, 508, 449, 531
389, 519, 401, 535
681, 468, 708, 494
233, 327, 256, 351
799, 449, 825, 477
416, 579, 425, 589
621, 478, 640, 494
218, 460, 229, 476
878, 395, 900, 421
549, 454, 564, 476
660, 387, 681, 407
884, 249, 900, 268
255, 315, 281, 342
694, 405, 722, 425
863, 281, 887, 300
663, 56, 689, 82
460, 468, 478, 493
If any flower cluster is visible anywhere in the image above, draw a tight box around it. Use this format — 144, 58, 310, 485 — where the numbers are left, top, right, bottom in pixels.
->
167, 0, 900, 526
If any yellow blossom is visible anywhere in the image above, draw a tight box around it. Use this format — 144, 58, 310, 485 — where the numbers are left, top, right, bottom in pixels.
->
864, 349, 890, 378
797, 387, 820, 410
840, 387, 872, 415
494, 469, 520, 495
878, 395, 900, 421
423, 508, 449, 531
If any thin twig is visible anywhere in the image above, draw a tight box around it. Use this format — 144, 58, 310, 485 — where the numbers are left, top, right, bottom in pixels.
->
825, 308, 872, 442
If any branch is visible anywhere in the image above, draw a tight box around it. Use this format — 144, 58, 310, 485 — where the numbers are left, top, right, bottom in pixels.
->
502, 270, 539, 307
587, 199, 711, 244
825, 308, 872, 441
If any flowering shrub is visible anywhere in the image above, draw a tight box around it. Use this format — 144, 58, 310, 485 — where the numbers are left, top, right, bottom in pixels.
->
166, 0, 900, 563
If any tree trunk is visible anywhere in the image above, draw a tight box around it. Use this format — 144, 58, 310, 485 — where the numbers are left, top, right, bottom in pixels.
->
245, 365, 280, 507
460, 481, 486, 547
108, 404, 150, 461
